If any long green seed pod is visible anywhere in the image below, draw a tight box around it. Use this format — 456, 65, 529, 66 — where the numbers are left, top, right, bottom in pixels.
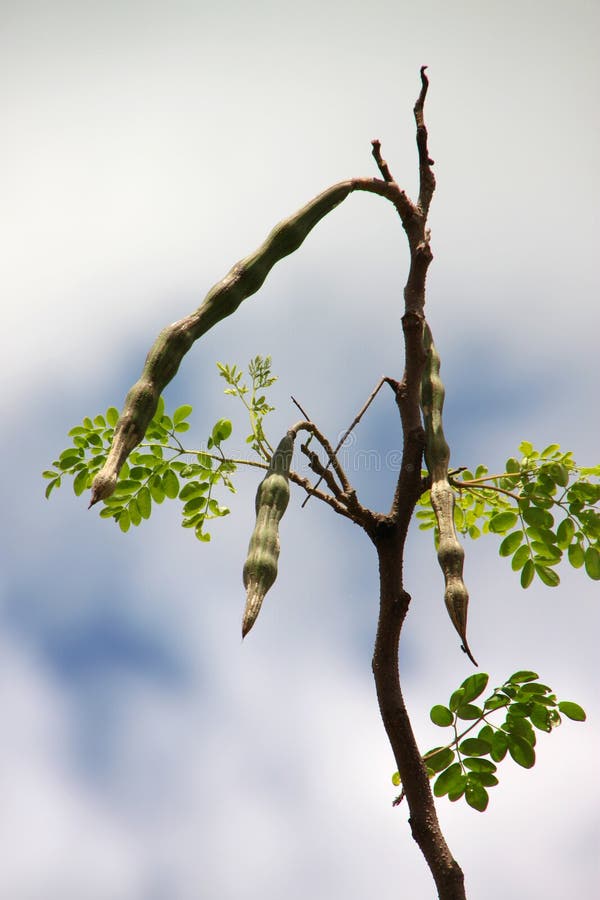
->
242, 433, 294, 637
421, 322, 477, 665
89, 183, 354, 506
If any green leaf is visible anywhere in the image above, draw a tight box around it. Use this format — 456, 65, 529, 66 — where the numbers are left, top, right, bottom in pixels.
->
529, 703, 553, 732
45, 477, 61, 498
211, 418, 233, 445
195, 527, 211, 543
484, 694, 510, 712
173, 404, 193, 425
568, 542, 585, 568
508, 734, 535, 768
550, 463, 569, 487
183, 496, 207, 515
463, 757, 497, 773
460, 673, 489, 703
540, 443, 560, 458
511, 544, 530, 571
523, 507, 554, 528
488, 511, 519, 534
136, 486, 152, 519
490, 730, 508, 762
149, 475, 165, 503
129, 466, 152, 481
447, 777, 468, 802
584, 546, 600, 580
526, 525, 557, 545
558, 701, 586, 722
508, 670, 539, 684
179, 481, 210, 500
430, 705, 454, 727
106, 407, 119, 426
465, 781, 489, 812
505, 716, 536, 744
520, 559, 535, 588
456, 704, 482, 720
424, 747, 455, 774
128, 498, 142, 526
517, 681, 551, 695
433, 763, 463, 797
58, 452, 83, 471
118, 510, 131, 533
448, 689, 465, 712
505, 457, 520, 474
519, 441, 534, 457
499, 530, 523, 556
99, 505, 119, 518
534, 564, 560, 587
162, 469, 180, 500
391, 772, 401, 787
468, 771, 499, 788
73, 468, 90, 496
478, 725, 494, 744
458, 738, 492, 756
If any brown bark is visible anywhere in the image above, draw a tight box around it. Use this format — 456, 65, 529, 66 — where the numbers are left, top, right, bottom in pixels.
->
366, 67, 467, 899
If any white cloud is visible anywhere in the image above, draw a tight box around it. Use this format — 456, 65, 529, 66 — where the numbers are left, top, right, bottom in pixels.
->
2, 1, 599, 898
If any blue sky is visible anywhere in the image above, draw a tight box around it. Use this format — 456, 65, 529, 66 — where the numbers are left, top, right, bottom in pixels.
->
2, 2, 599, 898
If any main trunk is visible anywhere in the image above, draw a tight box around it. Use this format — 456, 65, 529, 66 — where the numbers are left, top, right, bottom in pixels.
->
372, 529, 467, 900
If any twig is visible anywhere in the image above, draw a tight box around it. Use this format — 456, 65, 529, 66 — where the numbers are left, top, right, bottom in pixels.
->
414, 65, 436, 215
290, 395, 311, 420
301, 442, 345, 499
289, 419, 351, 495
301, 377, 386, 508
371, 140, 394, 182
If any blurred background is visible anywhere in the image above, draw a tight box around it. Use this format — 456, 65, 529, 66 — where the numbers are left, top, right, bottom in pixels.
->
2, 1, 598, 897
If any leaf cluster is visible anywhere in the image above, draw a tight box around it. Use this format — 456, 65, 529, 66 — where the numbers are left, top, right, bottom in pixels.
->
44, 398, 235, 542
392, 671, 586, 812
417, 442, 600, 587
44, 358, 282, 542
217, 355, 277, 459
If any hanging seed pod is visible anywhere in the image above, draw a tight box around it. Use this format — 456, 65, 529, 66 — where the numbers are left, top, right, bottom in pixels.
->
89, 183, 353, 507
242, 433, 294, 637
421, 321, 477, 665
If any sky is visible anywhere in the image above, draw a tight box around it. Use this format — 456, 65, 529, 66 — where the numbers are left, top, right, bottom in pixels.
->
2, 1, 599, 898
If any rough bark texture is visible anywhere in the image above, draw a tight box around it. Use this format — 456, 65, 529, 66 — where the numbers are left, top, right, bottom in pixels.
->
366, 69, 468, 899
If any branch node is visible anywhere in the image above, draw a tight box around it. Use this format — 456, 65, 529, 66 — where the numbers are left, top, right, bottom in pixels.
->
371, 140, 394, 183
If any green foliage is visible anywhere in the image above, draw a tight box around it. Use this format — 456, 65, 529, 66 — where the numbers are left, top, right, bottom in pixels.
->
44, 357, 280, 542
44, 398, 234, 541
392, 670, 586, 812
416, 442, 600, 588
217, 355, 277, 459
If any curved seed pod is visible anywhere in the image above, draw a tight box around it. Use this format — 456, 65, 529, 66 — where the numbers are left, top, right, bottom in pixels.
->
242, 433, 294, 637
421, 322, 477, 665
89, 183, 354, 507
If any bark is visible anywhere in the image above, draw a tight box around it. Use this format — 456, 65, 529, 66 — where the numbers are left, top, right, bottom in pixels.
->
371, 526, 466, 900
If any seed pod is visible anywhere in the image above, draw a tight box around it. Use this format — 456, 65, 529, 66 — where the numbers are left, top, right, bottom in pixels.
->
90, 183, 353, 506
421, 322, 477, 665
242, 433, 294, 637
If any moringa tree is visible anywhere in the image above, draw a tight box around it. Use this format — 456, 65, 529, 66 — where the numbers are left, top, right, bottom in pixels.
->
45, 69, 596, 899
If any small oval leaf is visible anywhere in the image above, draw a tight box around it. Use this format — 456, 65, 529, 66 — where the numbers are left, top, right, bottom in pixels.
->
430, 705, 454, 727
558, 701, 586, 722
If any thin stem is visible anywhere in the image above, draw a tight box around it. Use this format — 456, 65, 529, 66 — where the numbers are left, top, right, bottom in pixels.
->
289, 419, 352, 496
453, 478, 521, 502
301, 377, 386, 508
